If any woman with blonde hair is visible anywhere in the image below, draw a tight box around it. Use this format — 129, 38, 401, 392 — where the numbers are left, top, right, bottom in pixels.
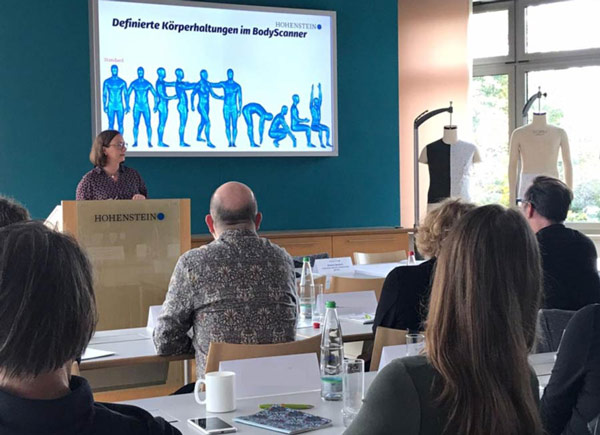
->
347, 205, 543, 435
373, 198, 475, 333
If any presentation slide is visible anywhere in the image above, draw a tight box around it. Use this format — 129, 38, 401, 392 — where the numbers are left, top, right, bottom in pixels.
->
92, 0, 337, 157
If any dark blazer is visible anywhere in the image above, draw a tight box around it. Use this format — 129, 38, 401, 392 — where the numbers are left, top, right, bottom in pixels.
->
537, 224, 600, 311
373, 258, 436, 333
541, 304, 600, 435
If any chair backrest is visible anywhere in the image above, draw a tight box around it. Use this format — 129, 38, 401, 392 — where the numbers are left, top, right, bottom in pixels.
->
370, 326, 407, 371
220, 353, 321, 398
328, 276, 386, 300
205, 334, 322, 374
353, 250, 407, 265
535, 308, 577, 353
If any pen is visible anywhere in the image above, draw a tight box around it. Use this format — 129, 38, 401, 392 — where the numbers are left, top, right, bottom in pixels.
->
259, 403, 314, 410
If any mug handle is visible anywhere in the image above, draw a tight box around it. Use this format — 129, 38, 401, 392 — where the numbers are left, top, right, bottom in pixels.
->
194, 379, 207, 405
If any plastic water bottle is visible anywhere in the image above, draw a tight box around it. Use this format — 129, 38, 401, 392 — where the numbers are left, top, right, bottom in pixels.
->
299, 257, 315, 320
407, 250, 417, 265
320, 301, 344, 401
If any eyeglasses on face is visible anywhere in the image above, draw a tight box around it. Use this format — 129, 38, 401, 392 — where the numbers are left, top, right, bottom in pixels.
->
107, 142, 128, 150
516, 198, 535, 208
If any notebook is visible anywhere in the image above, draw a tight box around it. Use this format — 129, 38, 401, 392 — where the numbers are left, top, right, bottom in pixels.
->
233, 405, 332, 434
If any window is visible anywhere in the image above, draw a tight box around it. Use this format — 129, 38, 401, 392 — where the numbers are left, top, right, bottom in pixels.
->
471, 0, 600, 224
470, 10, 510, 59
526, 0, 600, 54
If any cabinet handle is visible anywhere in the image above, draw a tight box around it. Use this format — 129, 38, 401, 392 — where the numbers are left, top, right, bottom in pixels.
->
346, 238, 397, 243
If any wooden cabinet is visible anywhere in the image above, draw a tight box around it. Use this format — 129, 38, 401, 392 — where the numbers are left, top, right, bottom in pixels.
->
268, 236, 332, 258
332, 232, 409, 258
191, 228, 410, 259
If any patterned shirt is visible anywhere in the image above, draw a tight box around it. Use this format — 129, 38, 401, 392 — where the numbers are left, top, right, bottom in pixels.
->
153, 228, 298, 377
76, 165, 148, 200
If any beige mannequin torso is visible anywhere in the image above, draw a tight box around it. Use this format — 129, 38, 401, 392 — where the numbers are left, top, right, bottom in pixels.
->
508, 114, 573, 206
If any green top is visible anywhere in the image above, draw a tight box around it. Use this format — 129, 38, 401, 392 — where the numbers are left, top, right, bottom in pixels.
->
344, 355, 540, 435
325, 301, 336, 309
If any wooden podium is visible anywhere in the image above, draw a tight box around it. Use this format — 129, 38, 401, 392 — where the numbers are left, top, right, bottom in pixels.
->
47, 199, 191, 331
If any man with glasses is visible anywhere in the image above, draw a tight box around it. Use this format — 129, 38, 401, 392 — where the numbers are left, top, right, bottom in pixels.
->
520, 176, 600, 310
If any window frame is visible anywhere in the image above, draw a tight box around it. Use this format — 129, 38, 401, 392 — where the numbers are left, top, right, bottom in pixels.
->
472, 0, 600, 228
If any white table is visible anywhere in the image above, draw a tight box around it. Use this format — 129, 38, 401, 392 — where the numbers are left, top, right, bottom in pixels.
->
123, 372, 378, 435
352, 261, 423, 278
124, 353, 556, 435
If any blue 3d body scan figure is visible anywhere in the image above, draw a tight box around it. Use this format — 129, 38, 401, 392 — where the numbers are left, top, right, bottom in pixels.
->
213, 69, 242, 147
310, 83, 332, 148
290, 94, 313, 148
269, 105, 296, 148
154, 67, 176, 148
174, 68, 195, 147
191, 70, 222, 149
126, 67, 157, 148
103, 65, 128, 133
242, 103, 273, 148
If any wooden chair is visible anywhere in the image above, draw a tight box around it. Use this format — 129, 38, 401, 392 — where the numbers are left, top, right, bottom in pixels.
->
204, 335, 322, 373
328, 276, 386, 300
353, 250, 407, 265
370, 326, 407, 371
71, 361, 81, 376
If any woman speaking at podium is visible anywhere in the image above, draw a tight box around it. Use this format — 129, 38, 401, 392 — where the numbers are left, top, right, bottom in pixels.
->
76, 130, 148, 200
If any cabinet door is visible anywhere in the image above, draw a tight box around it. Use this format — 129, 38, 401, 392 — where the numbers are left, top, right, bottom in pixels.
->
332, 233, 409, 259
268, 236, 332, 258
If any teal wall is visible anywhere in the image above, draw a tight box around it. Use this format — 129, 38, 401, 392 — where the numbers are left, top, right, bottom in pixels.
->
0, 0, 399, 233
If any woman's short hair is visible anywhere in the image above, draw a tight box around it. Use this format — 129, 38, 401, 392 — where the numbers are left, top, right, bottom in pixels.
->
416, 198, 476, 258
426, 205, 543, 434
89, 129, 120, 167
0, 195, 30, 228
0, 221, 97, 379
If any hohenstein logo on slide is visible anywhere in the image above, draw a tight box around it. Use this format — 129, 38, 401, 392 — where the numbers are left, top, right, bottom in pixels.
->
275, 21, 321, 30
94, 212, 165, 222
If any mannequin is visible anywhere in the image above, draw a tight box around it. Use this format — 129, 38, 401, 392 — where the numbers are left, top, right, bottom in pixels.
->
508, 113, 573, 207
419, 126, 482, 211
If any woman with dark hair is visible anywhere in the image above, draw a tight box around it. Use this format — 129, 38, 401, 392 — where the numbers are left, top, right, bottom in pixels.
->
76, 130, 148, 200
0, 222, 179, 435
346, 205, 543, 435
373, 198, 475, 333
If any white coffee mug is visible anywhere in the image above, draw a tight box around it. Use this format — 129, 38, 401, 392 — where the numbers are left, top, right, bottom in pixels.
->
194, 371, 236, 413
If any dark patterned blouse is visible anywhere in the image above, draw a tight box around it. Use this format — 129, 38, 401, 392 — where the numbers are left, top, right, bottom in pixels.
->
153, 228, 298, 377
75, 165, 148, 200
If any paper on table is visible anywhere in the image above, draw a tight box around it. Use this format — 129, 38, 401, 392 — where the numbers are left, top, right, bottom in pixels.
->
316, 290, 378, 316
81, 347, 115, 361
313, 257, 354, 275
220, 353, 321, 399
338, 313, 375, 324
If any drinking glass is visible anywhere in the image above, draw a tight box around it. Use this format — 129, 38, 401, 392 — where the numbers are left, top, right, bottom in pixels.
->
311, 283, 324, 323
406, 333, 425, 356
342, 359, 365, 427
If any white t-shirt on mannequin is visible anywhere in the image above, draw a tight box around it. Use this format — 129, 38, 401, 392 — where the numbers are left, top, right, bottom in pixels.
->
419, 127, 482, 211
508, 113, 573, 207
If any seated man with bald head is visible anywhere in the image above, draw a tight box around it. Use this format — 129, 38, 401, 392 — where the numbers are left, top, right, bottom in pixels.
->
153, 182, 298, 378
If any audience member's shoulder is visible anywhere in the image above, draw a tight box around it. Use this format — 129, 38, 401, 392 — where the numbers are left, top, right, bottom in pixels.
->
262, 236, 293, 260
377, 355, 432, 387
92, 402, 181, 435
388, 258, 435, 280
571, 303, 600, 328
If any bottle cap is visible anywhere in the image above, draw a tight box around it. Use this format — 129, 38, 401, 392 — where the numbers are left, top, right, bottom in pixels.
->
303, 256, 310, 262
409, 251, 415, 256
325, 301, 336, 308
313, 321, 320, 329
